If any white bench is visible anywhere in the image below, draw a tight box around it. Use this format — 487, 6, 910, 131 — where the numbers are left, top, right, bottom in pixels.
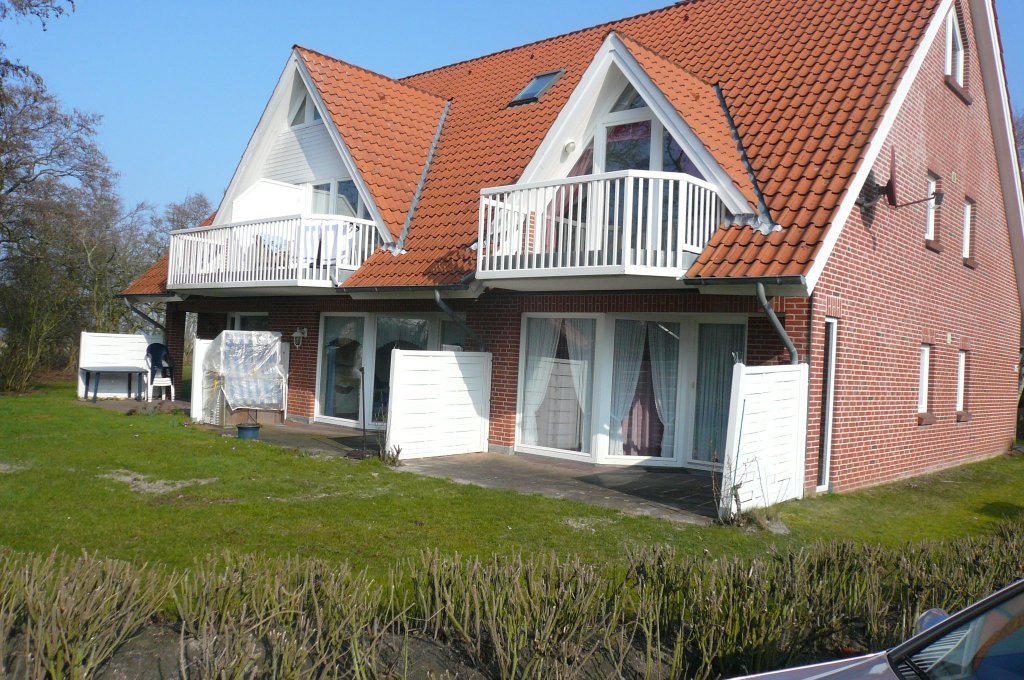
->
78, 332, 155, 402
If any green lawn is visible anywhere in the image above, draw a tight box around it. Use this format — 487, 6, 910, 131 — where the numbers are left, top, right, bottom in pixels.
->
0, 383, 1022, 574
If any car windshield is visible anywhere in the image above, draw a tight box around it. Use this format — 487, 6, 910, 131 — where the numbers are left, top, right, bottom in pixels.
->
893, 587, 1024, 679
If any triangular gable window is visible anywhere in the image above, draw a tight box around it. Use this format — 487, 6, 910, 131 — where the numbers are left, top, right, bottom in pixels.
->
568, 83, 703, 180
289, 84, 322, 128
611, 84, 647, 112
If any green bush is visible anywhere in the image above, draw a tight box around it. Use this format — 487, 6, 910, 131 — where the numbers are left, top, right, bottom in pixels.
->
1, 522, 1023, 678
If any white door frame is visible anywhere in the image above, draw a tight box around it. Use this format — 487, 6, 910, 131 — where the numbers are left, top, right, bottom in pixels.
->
817, 317, 839, 491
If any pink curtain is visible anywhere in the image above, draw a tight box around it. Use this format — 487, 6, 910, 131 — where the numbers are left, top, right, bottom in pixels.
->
621, 342, 665, 457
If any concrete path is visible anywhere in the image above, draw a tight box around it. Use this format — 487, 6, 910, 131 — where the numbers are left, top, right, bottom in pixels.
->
401, 453, 719, 525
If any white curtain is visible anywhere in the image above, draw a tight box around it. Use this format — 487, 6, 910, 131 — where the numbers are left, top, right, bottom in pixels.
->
647, 322, 679, 458
693, 324, 745, 463
522, 318, 562, 445
564, 319, 595, 443
609, 320, 646, 456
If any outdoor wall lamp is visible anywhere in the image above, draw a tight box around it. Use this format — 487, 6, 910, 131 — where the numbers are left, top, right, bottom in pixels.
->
292, 327, 308, 349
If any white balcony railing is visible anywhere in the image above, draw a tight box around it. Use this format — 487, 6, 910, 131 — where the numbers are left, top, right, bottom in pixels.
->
168, 214, 384, 289
478, 170, 725, 276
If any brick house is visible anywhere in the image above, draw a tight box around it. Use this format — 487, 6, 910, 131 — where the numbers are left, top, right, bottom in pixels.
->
123, 0, 1023, 495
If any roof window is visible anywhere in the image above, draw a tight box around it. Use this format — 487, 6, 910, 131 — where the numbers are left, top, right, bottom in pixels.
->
508, 70, 564, 107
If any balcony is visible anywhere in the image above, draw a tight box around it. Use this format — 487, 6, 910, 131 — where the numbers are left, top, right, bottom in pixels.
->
477, 170, 726, 289
167, 214, 384, 294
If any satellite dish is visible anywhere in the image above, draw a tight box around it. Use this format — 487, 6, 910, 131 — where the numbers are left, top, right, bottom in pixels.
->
884, 146, 899, 206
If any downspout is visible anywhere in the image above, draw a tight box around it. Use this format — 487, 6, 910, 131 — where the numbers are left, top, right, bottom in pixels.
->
434, 289, 486, 353
756, 282, 797, 365
384, 99, 451, 254
123, 298, 166, 332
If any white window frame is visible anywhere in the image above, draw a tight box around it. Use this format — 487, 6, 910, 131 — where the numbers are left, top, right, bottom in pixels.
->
817, 317, 839, 492
962, 198, 974, 260
925, 174, 939, 240
918, 344, 932, 414
289, 90, 322, 129
956, 350, 967, 412
307, 178, 369, 219
313, 312, 447, 429
945, 10, 965, 87
227, 312, 269, 331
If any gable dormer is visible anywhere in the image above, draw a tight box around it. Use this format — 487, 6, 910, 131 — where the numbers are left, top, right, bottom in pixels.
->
476, 32, 759, 289
518, 32, 757, 217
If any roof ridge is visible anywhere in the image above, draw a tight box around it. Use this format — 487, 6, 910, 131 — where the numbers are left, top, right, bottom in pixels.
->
397, 0, 695, 83
293, 44, 447, 102
613, 31, 717, 90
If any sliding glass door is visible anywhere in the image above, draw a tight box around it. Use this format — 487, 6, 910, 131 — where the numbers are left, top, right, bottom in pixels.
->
691, 323, 745, 465
319, 316, 365, 422
608, 320, 680, 461
520, 317, 596, 454
373, 316, 429, 422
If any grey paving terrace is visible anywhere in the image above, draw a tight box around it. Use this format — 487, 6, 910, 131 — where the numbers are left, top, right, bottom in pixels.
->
88, 399, 718, 524
401, 453, 719, 525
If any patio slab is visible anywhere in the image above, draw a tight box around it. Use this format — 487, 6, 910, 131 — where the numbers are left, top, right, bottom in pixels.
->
84, 399, 716, 524
401, 453, 719, 525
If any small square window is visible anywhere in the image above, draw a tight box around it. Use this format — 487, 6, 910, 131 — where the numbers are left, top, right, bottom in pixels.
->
508, 70, 564, 107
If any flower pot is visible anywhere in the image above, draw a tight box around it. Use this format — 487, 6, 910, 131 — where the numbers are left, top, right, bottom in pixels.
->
236, 424, 261, 440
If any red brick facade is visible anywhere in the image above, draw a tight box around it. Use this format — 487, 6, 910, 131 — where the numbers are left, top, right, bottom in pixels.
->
800, 4, 1020, 493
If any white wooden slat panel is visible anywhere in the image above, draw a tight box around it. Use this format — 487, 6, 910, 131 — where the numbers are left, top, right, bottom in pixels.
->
263, 124, 346, 185
719, 363, 809, 519
385, 351, 492, 459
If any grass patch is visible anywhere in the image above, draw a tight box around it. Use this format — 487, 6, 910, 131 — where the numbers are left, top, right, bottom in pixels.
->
0, 383, 1022, 575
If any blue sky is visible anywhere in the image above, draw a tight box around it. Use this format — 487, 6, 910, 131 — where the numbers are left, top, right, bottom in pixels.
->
2, 0, 1022, 213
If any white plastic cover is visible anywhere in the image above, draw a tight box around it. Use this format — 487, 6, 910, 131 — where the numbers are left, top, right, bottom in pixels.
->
202, 331, 286, 421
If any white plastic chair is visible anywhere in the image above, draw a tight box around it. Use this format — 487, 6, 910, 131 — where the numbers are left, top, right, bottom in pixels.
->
145, 343, 176, 402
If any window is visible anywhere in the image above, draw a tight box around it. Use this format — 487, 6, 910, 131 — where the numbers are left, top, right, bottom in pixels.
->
918, 344, 932, 415
309, 179, 369, 219
228, 313, 269, 332
520, 316, 596, 453
818, 318, 838, 490
945, 10, 965, 88
508, 70, 564, 107
956, 350, 967, 413
962, 198, 974, 262
289, 91, 322, 127
925, 174, 939, 241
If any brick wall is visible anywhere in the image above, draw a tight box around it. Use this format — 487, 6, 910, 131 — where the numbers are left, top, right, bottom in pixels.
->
165, 290, 800, 445
802, 1, 1021, 493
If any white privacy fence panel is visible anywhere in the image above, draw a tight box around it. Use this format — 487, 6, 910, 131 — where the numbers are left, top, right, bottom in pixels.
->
385, 350, 492, 459
478, 170, 725, 275
719, 363, 808, 520
77, 332, 162, 399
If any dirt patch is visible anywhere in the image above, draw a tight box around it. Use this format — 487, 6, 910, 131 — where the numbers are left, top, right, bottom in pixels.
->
0, 463, 26, 474
99, 470, 218, 495
265, 486, 392, 503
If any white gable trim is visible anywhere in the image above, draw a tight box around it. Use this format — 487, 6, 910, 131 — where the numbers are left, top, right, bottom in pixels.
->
213, 51, 393, 244
806, 0, 1024, 309
969, 0, 1024, 313
293, 56, 393, 243
519, 33, 751, 217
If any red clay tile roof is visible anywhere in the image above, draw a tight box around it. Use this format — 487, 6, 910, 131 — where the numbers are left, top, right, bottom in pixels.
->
121, 254, 169, 297
296, 47, 448, 239
126, 0, 940, 294
342, 0, 939, 286
614, 33, 759, 211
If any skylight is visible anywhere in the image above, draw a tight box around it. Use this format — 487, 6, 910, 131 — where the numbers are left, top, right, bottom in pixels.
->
508, 70, 564, 107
